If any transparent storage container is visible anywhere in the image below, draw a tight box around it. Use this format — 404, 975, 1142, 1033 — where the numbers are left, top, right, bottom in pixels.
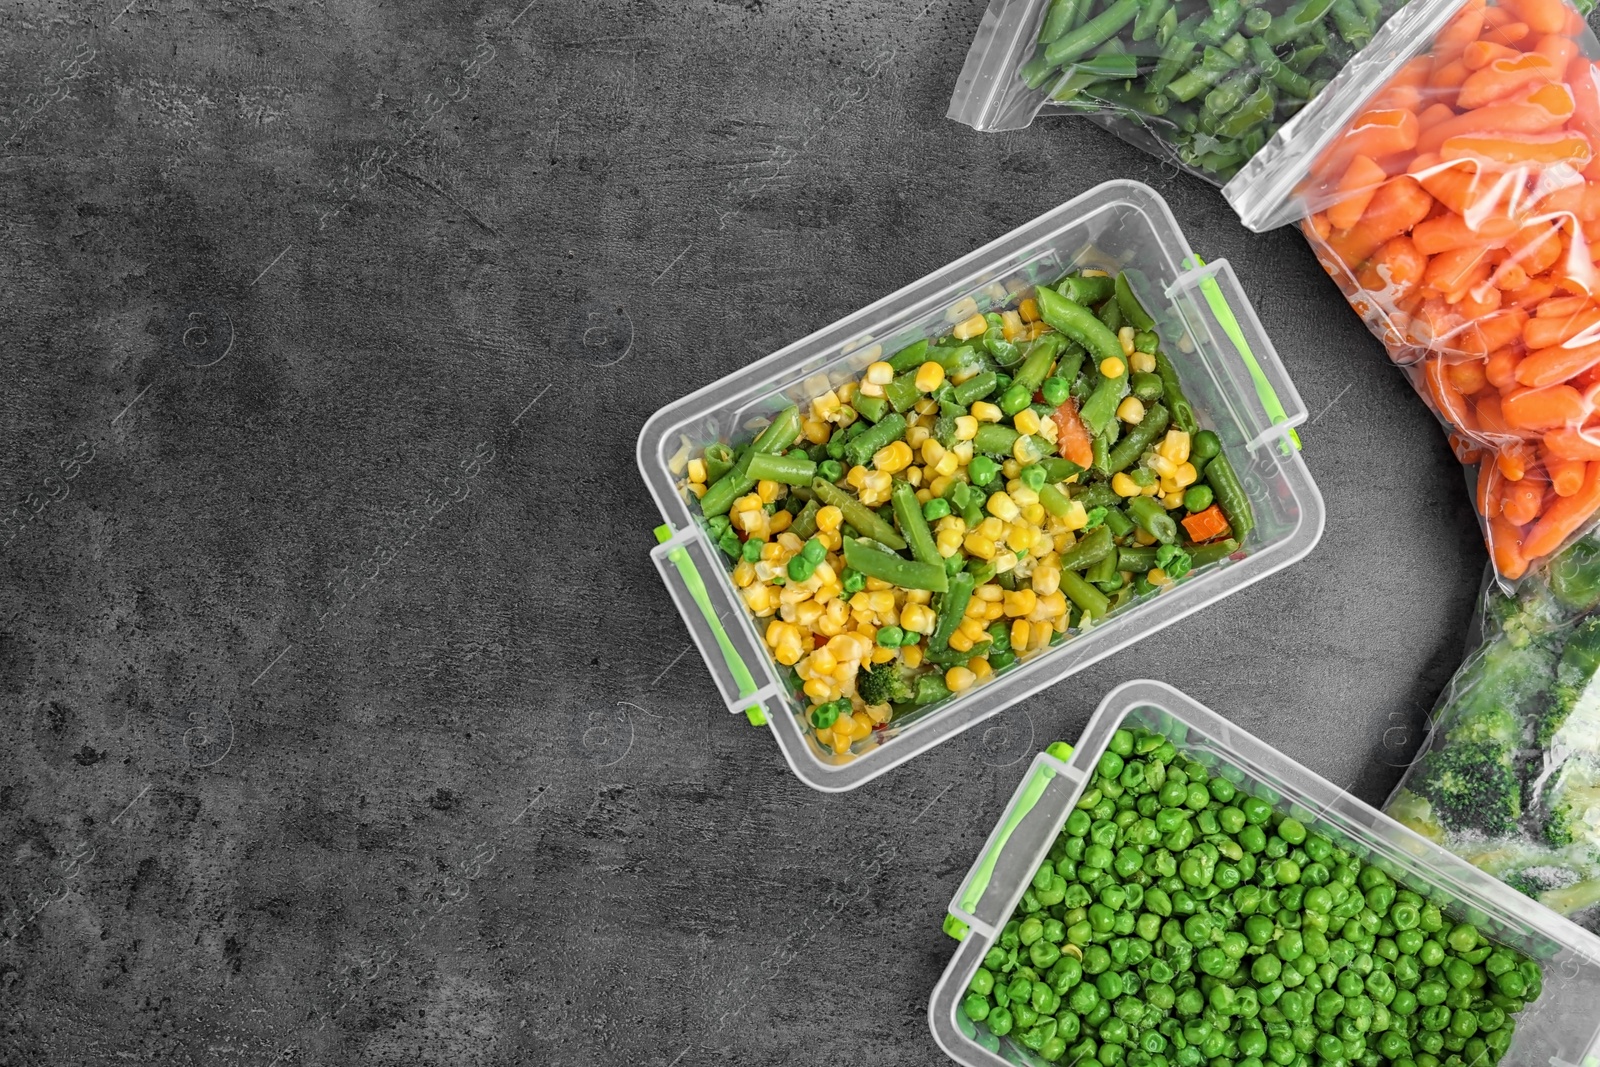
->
637, 181, 1325, 792
927, 679, 1600, 1067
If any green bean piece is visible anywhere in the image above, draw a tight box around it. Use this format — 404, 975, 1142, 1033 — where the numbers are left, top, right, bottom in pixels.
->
1118, 545, 1160, 572
1113, 273, 1156, 332
1044, 0, 1142, 66
973, 423, 1021, 457
853, 393, 889, 423
1079, 361, 1130, 437
1037, 0, 1080, 43
1038, 482, 1074, 519
1105, 403, 1170, 475
810, 478, 907, 550
746, 451, 816, 486
1101, 505, 1134, 537
843, 412, 908, 468
1150, 349, 1198, 435
1263, 0, 1340, 47
703, 442, 736, 484
1204, 453, 1255, 543
699, 406, 801, 516
1217, 84, 1276, 139
1034, 286, 1124, 369
1189, 537, 1241, 568
1086, 549, 1120, 589
1166, 46, 1239, 103
1055, 273, 1117, 307
1058, 525, 1114, 571
841, 537, 948, 593
1060, 570, 1111, 618
927, 344, 981, 374
1149, 21, 1201, 95
1126, 496, 1179, 544
1013, 334, 1065, 395
1194, 0, 1245, 45
885, 372, 922, 414
954, 371, 999, 406
1038, 457, 1083, 483
789, 498, 821, 540
929, 571, 976, 652
1132, 0, 1172, 41
1203, 72, 1258, 119
891, 479, 942, 569
886, 338, 930, 372
1243, 5, 1272, 33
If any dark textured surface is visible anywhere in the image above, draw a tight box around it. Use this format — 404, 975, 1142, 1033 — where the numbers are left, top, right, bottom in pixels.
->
0, 1, 1484, 1064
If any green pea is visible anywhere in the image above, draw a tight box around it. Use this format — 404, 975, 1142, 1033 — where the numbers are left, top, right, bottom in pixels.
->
1183, 484, 1214, 514
875, 624, 905, 647
1419, 940, 1445, 968
962, 993, 990, 1021
969, 455, 1000, 486
1446, 923, 1480, 953
922, 496, 951, 521
987, 1005, 1014, 1036
1192, 429, 1221, 460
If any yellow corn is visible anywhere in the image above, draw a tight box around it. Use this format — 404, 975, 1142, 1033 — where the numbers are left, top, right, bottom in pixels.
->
952, 441, 975, 465
1150, 454, 1178, 480
734, 561, 757, 588
775, 630, 805, 666
1018, 297, 1040, 322
986, 491, 1021, 522
1117, 396, 1146, 425
1013, 436, 1043, 464
1082, 268, 1110, 278
1174, 462, 1198, 488
816, 505, 844, 533
934, 451, 961, 477
1011, 620, 1031, 650
952, 313, 988, 340
1006, 524, 1037, 553
1014, 409, 1042, 436
972, 401, 1002, 423
803, 677, 833, 702
975, 582, 1004, 602
1162, 490, 1185, 510
914, 397, 939, 417
964, 533, 997, 560
921, 439, 947, 467
1130, 351, 1157, 375
760, 480, 784, 504
1032, 564, 1061, 596
936, 527, 964, 558
1028, 321, 1049, 341
1142, 481, 1160, 497
830, 729, 852, 755
1036, 418, 1058, 446
1004, 589, 1038, 617
847, 465, 869, 489
812, 390, 842, 422
905, 425, 930, 451
902, 643, 924, 669
870, 646, 897, 665
865, 361, 895, 386
1134, 527, 1158, 546
686, 483, 707, 499
865, 700, 893, 723
1159, 429, 1191, 464
1148, 568, 1171, 586
1118, 326, 1137, 357
687, 458, 707, 484
1022, 502, 1047, 526
874, 440, 914, 473
964, 596, 988, 618
948, 630, 975, 653
946, 666, 977, 693
901, 603, 935, 634
969, 657, 993, 681
978, 516, 1004, 540
1010, 485, 1039, 508
1033, 591, 1068, 621
953, 415, 979, 441
743, 584, 775, 616
769, 510, 792, 534
1111, 472, 1141, 498
1001, 309, 1025, 341
915, 362, 946, 393
796, 600, 825, 627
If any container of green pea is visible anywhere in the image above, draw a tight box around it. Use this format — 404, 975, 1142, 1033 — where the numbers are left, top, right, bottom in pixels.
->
928, 679, 1600, 1067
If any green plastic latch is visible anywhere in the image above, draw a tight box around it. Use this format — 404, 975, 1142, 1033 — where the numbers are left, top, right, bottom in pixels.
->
958, 742, 1075, 916
1187, 256, 1302, 456
944, 914, 970, 942
654, 523, 767, 726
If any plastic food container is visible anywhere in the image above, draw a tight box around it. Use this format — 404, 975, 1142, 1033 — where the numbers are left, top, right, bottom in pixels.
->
637, 181, 1324, 792
927, 679, 1600, 1067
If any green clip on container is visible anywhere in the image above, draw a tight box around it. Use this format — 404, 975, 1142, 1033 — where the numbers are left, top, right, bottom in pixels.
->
638, 181, 1325, 792
927, 680, 1600, 1066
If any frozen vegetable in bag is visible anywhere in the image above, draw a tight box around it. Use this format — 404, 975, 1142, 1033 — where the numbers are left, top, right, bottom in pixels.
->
948, 0, 1416, 183
1387, 534, 1600, 932
1225, 0, 1600, 587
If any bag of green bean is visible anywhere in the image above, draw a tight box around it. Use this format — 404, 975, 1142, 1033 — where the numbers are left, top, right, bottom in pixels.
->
948, 0, 1416, 183
1384, 537, 1600, 934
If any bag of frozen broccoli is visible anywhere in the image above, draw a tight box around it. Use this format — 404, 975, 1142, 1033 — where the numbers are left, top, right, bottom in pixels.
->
1387, 532, 1600, 931
947, 0, 1425, 183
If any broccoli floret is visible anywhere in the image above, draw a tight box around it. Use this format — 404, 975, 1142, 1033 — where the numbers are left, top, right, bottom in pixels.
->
1541, 756, 1600, 849
1444, 702, 1520, 748
856, 662, 914, 707
1536, 616, 1600, 749
1409, 741, 1522, 838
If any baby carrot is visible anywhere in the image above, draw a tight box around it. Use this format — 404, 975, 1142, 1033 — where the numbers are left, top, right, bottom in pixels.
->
1439, 131, 1593, 169
1424, 244, 1494, 296
1335, 110, 1421, 172
1486, 20, 1531, 44
1362, 176, 1434, 240
1503, 468, 1546, 524
1475, 389, 1514, 435
1500, 440, 1538, 480
1456, 283, 1503, 318
1456, 53, 1562, 109
1411, 212, 1519, 255
1488, 512, 1530, 578
1463, 309, 1528, 356
1566, 56, 1600, 148
1505, 277, 1557, 308
1517, 338, 1600, 387
1534, 33, 1580, 72
1523, 303, 1600, 348
1502, 382, 1588, 429
1415, 90, 1572, 156
1426, 355, 1478, 430
1522, 460, 1600, 558
1546, 450, 1588, 494
1435, 0, 1487, 62
1429, 59, 1472, 92
1485, 345, 1525, 390
1327, 155, 1388, 231
1498, 0, 1569, 37
1478, 452, 1498, 513
1463, 40, 1521, 70
1448, 357, 1490, 396
1356, 235, 1428, 299
1544, 426, 1600, 459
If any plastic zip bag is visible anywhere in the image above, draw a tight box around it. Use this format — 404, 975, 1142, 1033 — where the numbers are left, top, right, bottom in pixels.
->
1225, 0, 1600, 589
1386, 534, 1600, 932
948, 0, 1418, 183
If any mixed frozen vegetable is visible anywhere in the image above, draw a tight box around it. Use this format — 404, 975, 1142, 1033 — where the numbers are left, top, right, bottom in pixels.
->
961, 722, 1549, 1065
685, 270, 1252, 756
1296, 0, 1600, 584
1387, 532, 1600, 928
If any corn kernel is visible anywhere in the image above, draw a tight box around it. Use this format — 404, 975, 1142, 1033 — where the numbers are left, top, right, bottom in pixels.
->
734, 560, 757, 588
958, 616, 986, 641
945, 296, 980, 324
919, 439, 946, 467
1004, 589, 1038, 617
1174, 461, 1198, 488
1111, 472, 1141, 498
1028, 321, 1049, 340
1018, 297, 1040, 323
953, 441, 975, 464
914, 397, 939, 417
1160, 430, 1191, 464
870, 646, 897, 665
1013, 436, 1043, 464
1118, 325, 1137, 356
1134, 527, 1158, 546
984, 599, 1005, 620
1082, 268, 1110, 278
1034, 591, 1068, 621
815, 505, 844, 534
1131, 351, 1157, 374
1001, 310, 1025, 341
1162, 490, 1185, 510
873, 440, 913, 474
1148, 568, 1171, 587
986, 491, 1021, 522
743, 584, 775, 616
1014, 409, 1042, 436
972, 401, 1002, 423
769, 510, 792, 534
949, 415, 977, 443
686, 457, 707, 484
847, 465, 868, 489
964, 596, 988, 618
901, 643, 924, 669
1063, 500, 1089, 531
686, 483, 707, 499
797, 600, 825, 627
1117, 396, 1146, 425
964, 533, 997, 560
1011, 485, 1039, 508
946, 666, 977, 693
915, 361, 946, 393
1022, 502, 1046, 526
1036, 418, 1058, 445
1006, 524, 1038, 553
975, 583, 1003, 602
865, 701, 892, 723
865, 361, 895, 386
936, 527, 964, 557
949, 631, 975, 653
1011, 620, 1031, 650
952, 313, 988, 340
1099, 357, 1126, 379
1142, 481, 1160, 497
1032, 565, 1061, 596
978, 516, 1004, 540
830, 730, 853, 755
759, 480, 783, 504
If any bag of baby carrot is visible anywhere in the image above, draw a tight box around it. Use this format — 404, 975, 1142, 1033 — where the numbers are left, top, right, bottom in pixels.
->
1224, 0, 1600, 588
948, 0, 1422, 183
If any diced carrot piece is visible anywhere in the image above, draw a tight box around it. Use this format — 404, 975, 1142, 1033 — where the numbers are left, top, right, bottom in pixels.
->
1181, 506, 1230, 543
1051, 397, 1095, 470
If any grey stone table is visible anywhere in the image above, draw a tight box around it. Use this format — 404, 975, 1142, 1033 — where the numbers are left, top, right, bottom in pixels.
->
0, 2, 1486, 1064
